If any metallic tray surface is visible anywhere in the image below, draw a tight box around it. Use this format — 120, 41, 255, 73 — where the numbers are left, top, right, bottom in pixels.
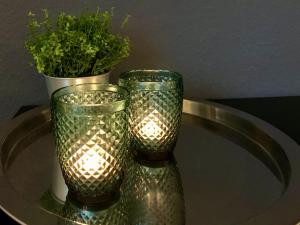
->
1, 99, 300, 225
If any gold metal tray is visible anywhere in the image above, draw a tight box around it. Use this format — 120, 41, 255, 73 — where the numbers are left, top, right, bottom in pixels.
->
1, 99, 300, 225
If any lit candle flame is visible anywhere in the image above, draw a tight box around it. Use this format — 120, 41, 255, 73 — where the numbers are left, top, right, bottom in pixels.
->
137, 110, 167, 141
66, 126, 116, 180
140, 120, 163, 140
74, 148, 106, 178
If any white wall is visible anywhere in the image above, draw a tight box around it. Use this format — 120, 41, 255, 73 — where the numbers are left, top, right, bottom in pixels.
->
1, 0, 300, 120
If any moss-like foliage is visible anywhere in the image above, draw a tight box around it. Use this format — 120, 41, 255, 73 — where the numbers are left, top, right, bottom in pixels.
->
25, 8, 130, 77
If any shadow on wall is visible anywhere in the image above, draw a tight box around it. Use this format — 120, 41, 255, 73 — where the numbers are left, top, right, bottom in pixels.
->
110, 30, 174, 83
184, 70, 222, 101
111, 32, 222, 100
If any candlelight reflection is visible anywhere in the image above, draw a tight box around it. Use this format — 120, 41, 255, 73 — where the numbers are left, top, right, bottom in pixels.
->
123, 157, 185, 225
57, 193, 128, 225
40, 156, 185, 225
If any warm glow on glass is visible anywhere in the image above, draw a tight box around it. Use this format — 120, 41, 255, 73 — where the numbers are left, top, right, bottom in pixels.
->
136, 110, 167, 141
52, 84, 129, 203
75, 148, 105, 177
66, 127, 116, 180
67, 146, 114, 180
118, 70, 183, 159
140, 120, 162, 140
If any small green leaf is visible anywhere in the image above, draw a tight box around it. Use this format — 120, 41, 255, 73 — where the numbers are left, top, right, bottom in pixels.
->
121, 15, 131, 29
28, 11, 35, 17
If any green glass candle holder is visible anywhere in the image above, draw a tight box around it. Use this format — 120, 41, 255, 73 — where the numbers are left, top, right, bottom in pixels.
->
51, 84, 129, 206
118, 70, 183, 161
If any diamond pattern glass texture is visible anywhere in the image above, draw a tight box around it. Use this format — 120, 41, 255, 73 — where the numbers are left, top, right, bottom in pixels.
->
118, 70, 183, 160
51, 84, 129, 203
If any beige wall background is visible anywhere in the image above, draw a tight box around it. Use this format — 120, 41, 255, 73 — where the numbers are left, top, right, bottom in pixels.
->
1, 0, 300, 120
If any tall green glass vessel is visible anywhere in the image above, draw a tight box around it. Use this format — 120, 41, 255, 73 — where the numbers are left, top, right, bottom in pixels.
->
51, 84, 129, 206
118, 70, 183, 160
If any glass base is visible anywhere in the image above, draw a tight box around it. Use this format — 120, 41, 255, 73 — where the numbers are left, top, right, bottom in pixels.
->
67, 190, 120, 211
134, 154, 176, 168
133, 149, 173, 165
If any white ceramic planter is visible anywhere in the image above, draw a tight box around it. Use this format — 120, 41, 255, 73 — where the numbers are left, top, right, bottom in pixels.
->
43, 72, 110, 203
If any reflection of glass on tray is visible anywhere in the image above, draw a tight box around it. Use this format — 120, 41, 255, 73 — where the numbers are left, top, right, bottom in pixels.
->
123, 157, 185, 225
40, 155, 185, 225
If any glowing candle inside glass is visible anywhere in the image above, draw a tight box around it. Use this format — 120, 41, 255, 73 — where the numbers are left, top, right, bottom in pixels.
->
137, 110, 167, 141
74, 148, 105, 177
118, 70, 183, 161
63, 125, 117, 182
51, 84, 129, 205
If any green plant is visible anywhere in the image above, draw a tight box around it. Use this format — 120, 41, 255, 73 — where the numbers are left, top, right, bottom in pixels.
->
25, 8, 130, 77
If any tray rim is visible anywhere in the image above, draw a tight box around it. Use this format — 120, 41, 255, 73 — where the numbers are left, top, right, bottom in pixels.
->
0, 99, 300, 225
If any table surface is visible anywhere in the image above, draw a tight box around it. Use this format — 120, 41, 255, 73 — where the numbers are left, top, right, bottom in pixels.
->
1, 96, 300, 225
